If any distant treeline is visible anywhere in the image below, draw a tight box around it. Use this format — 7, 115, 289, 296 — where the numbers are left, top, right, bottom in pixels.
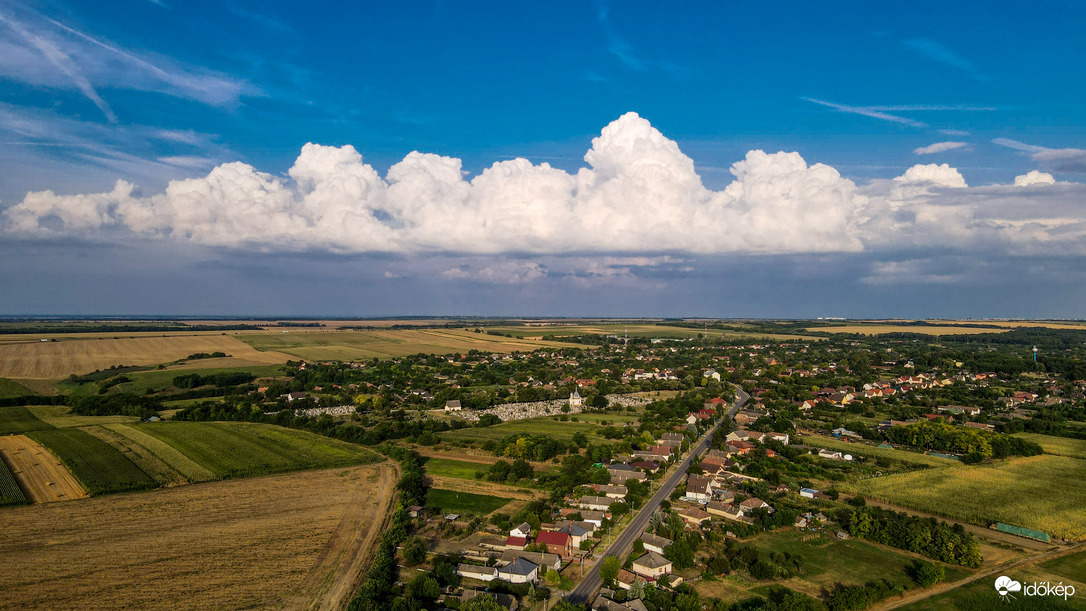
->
0, 324, 264, 334
172, 372, 255, 389
274, 322, 325, 327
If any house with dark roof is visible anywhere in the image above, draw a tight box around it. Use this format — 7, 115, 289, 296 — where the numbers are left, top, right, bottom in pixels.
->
631, 552, 673, 580
498, 557, 539, 583
639, 532, 672, 554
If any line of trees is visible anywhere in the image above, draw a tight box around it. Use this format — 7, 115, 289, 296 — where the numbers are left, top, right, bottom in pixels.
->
882, 421, 1042, 460
836, 505, 982, 567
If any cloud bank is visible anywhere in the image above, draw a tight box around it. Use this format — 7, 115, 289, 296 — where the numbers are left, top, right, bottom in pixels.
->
4, 112, 1085, 258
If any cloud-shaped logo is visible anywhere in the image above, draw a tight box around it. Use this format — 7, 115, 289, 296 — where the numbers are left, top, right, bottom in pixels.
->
995, 576, 1022, 599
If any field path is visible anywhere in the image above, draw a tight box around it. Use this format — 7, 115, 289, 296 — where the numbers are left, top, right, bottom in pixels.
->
412, 446, 554, 470
873, 541, 1086, 610
0, 434, 86, 502
281, 461, 399, 611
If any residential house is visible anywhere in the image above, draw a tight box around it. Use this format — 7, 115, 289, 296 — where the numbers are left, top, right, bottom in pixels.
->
766, 432, 791, 445
556, 522, 591, 547
536, 531, 573, 557
706, 501, 733, 517
739, 498, 770, 512
631, 552, 673, 580
593, 484, 628, 499
500, 549, 561, 571
510, 522, 532, 539
576, 496, 614, 512
639, 532, 672, 555
677, 506, 712, 526
685, 475, 714, 502
444, 400, 463, 412
498, 557, 539, 584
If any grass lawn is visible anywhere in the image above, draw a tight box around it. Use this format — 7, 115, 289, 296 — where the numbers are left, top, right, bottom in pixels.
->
440, 414, 608, 444
0, 406, 56, 435
110, 364, 286, 394
1015, 433, 1086, 460
27, 427, 157, 495
796, 434, 956, 467
25, 405, 139, 428
425, 488, 511, 516
757, 530, 971, 590
424, 457, 486, 480
845, 454, 1086, 541
131, 421, 381, 480
0, 377, 37, 398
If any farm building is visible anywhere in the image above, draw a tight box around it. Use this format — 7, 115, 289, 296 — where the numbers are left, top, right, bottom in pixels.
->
457, 564, 498, 582
444, 400, 462, 412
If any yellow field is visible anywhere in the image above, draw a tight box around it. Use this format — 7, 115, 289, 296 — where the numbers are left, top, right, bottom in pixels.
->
0, 462, 397, 610
238, 327, 590, 361
810, 324, 1010, 336
0, 434, 86, 503
845, 454, 1086, 541
1014, 433, 1086, 460
492, 323, 818, 342
0, 335, 291, 379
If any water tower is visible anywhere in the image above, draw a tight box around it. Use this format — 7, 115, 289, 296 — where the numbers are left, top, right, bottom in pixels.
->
1032, 346, 1038, 362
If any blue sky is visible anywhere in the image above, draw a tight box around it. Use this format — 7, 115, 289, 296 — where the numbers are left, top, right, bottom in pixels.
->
1, 0, 1085, 317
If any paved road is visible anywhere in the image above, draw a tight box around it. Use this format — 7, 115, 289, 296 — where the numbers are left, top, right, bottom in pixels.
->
565, 388, 749, 605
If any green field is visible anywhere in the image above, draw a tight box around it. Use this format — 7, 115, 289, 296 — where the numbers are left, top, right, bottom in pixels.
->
1015, 433, 1086, 460
110, 364, 286, 394
845, 454, 1086, 541
0, 406, 56, 435
131, 421, 381, 479
696, 529, 972, 604
26, 405, 139, 428
0, 458, 28, 506
440, 415, 602, 444
0, 377, 37, 398
81, 425, 188, 486
797, 435, 958, 467
424, 457, 486, 479
28, 427, 157, 494
105, 423, 217, 482
425, 487, 510, 516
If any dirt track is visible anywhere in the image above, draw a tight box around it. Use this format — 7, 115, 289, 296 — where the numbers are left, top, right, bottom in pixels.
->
0, 434, 86, 502
0, 462, 396, 610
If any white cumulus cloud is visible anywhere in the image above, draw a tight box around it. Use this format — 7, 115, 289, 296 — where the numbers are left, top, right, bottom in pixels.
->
1014, 170, 1056, 187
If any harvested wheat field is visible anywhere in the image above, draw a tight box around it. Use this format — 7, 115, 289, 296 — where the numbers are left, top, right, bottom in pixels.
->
0, 462, 397, 611
0, 435, 86, 502
0, 335, 291, 379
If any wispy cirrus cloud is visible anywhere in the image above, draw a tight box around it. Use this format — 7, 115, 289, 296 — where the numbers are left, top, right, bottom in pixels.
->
801, 98, 927, 127
596, 2, 687, 78
994, 138, 1086, 173
802, 98, 997, 128
0, 5, 250, 121
902, 38, 989, 81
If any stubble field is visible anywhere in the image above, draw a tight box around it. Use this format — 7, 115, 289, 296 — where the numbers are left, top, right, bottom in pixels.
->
238, 328, 588, 361
0, 334, 291, 379
0, 462, 397, 611
0, 435, 86, 502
